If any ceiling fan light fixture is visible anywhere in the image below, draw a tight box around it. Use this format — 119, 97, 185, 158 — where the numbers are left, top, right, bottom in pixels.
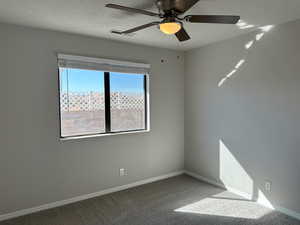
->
106, 1, 240, 42
159, 22, 181, 35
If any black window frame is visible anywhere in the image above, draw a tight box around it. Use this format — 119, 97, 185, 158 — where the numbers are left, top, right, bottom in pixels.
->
58, 69, 149, 140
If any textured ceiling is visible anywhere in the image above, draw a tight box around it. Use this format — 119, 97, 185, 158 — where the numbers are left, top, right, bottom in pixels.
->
0, 0, 300, 50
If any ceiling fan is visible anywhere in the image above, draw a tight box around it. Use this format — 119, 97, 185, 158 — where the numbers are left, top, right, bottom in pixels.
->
106, 0, 240, 42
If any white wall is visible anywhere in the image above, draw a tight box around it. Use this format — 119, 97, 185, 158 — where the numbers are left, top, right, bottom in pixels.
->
2, 17, 300, 218
185, 19, 300, 213
0, 23, 184, 214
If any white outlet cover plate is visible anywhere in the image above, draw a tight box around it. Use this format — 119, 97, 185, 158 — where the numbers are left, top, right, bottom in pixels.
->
265, 181, 272, 192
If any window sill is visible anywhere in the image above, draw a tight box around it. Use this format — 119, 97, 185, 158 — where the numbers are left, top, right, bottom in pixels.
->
59, 129, 150, 141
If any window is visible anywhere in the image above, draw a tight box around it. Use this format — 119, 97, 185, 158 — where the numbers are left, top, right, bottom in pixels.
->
58, 54, 150, 139
59, 68, 105, 137
110, 72, 146, 132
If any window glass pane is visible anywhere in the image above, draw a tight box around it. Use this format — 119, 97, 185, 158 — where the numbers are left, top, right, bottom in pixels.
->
59, 68, 105, 137
110, 73, 146, 132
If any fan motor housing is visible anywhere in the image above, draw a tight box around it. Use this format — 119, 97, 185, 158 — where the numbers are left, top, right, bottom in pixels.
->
156, 0, 187, 14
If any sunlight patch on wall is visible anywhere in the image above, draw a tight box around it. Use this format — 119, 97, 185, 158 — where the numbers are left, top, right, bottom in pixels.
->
226, 69, 237, 78
256, 33, 265, 41
240, 25, 255, 30
218, 25, 275, 87
218, 77, 227, 87
235, 59, 245, 69
218, 140, 275, 210
257, 190, 275, 209
218, 70, 237, 87
236, 20, 247, 27
245, 40, 254, 49
219, 140, 254, 197
260, 25, 274, 32
236, 20, 255, 30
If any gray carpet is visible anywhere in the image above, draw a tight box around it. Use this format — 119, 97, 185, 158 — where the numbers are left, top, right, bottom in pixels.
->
1, 175, 300, 225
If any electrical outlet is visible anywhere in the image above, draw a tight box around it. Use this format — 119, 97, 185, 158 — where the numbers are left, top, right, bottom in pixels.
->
119, 168, 127, 177
265, 181, 272, 192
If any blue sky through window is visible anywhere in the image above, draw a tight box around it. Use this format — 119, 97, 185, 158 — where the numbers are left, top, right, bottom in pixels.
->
60, 68, 144, 93
110, 72, 144, 93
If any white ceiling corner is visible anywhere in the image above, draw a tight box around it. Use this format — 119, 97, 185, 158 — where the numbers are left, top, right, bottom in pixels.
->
0, 0, 299, 50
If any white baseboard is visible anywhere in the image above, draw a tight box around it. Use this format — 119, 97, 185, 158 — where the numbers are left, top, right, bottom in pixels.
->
184, 170, 300, 221
0, 170, 184, 222
2, 170, 299, 222
184, 170, 225, 189
275, 206, 300, 221
185, 170, 254, 200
